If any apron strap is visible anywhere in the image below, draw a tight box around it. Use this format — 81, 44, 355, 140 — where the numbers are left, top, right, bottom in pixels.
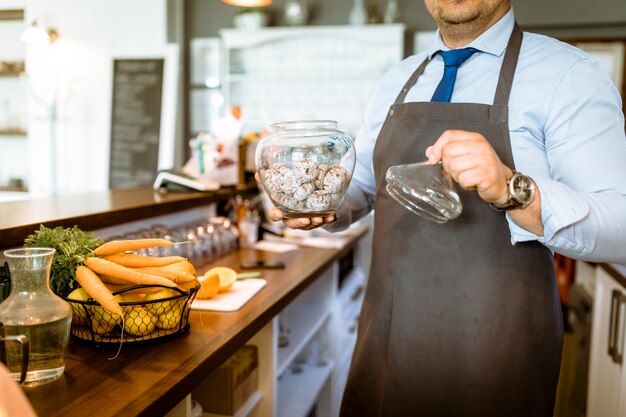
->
393, 57, 431, 105
493, 23, 523, 107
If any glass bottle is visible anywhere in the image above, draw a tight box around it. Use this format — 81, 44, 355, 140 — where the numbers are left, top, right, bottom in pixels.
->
384, 0, 399, 24
0, 248, 72, 386
348, 0, 367, 25
367, 0, 382, 24
284, 1, 309, 26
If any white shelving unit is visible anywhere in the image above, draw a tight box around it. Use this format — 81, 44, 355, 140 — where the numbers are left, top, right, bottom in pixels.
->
219, 24, 405, 137
276, 305, 332, 376
277, 361, 334, 417
0, 8, 28, 193
190, 224, 371, 417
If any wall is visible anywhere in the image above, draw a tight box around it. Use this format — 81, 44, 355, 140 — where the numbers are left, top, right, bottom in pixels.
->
23, 0, 168, 197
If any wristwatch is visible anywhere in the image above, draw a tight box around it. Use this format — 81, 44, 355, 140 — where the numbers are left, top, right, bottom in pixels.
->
490, 171, 535, 211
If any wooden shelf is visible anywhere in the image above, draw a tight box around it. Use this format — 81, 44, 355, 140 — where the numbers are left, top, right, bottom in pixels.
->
0, 128, 26, 136
0, 71, 23, 77
203, 391, 262, 417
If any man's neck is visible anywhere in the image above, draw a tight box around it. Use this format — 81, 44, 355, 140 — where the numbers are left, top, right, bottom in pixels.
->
440, 4, 510, 49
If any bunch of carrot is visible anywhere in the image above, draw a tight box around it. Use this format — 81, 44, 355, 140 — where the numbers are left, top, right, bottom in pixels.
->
74, 238, 198, 317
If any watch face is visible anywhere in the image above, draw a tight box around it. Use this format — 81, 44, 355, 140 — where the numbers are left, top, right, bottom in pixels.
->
511, 174, 534, 204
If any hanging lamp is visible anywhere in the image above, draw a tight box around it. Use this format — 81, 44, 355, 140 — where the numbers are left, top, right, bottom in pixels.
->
222, 0, 272, 7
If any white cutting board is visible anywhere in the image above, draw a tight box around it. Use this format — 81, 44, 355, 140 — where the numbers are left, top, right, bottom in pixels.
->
191, 278, 267, 312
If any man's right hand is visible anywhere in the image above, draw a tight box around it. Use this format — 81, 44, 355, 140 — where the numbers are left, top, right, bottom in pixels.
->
269, 207, 336, 231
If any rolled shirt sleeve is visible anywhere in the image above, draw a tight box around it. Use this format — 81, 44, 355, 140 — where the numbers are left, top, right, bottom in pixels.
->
508, 56, 626, 263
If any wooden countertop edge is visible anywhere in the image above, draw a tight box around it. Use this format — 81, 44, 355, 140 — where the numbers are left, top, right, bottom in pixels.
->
0, 184, 257, 249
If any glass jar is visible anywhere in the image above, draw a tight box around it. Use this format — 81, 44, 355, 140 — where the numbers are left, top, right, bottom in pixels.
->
255, 120, 356, 218
0, 248, 72, 386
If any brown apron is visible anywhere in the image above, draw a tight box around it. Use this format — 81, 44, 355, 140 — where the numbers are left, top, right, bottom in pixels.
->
340, 24, 563, 417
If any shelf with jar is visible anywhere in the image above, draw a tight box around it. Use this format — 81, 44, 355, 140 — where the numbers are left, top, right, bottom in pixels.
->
0, 127, 26, 136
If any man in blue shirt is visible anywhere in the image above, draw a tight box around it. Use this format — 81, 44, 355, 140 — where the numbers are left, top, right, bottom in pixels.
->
269, 0, 626, 415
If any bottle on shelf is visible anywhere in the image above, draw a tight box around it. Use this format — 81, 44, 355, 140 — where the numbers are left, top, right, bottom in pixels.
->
384, 0, 399, 24
348, 0, 367, 25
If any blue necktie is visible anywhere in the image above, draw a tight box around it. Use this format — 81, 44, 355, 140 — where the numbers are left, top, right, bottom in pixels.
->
431, 48, 479, 103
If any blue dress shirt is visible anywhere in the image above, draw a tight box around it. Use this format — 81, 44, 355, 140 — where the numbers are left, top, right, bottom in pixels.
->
331, 8, 626, 263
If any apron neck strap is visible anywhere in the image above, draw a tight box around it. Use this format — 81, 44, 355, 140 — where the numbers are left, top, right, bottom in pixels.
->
394, 57, 430, 105
393, 22, 524, 107
493, 22, 523, 107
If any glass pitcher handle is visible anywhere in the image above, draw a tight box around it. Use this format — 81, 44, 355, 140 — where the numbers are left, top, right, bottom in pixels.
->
2, 335, 29, 384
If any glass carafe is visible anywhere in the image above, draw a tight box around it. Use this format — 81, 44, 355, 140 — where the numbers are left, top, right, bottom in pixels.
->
0, 248, 72, 386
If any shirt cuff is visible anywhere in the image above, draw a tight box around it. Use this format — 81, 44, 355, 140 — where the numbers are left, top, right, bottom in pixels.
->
508, 177, 590, 252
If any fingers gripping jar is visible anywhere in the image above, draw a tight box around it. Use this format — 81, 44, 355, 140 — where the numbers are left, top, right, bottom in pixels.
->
255, 120, 356, 218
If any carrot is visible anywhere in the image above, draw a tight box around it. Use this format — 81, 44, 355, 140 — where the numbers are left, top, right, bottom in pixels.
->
93, 239, 173, 257
160, 260, 197, 276
177, 279, 199, 292
75, 266, 122, 316
132, 267, 197, 283
98, 273, 132, 285
102, 253, 185, 268
83, 257, 176, 288
103, 283, 164, 295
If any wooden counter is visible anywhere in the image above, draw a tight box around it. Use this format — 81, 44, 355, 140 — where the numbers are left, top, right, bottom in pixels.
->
23, 230, 364, 417
0, 184, 362, 416
0, 184, 257, 250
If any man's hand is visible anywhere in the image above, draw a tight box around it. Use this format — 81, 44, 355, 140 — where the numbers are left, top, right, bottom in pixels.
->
425, 130, 513, 205
269, 207, 336, 231
425, 129, 544, 236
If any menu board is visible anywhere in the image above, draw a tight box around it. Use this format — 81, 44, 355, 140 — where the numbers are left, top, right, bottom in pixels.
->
109, 58, 164, 189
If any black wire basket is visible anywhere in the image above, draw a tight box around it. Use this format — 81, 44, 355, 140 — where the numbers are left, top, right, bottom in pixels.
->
64, 283, 199, 347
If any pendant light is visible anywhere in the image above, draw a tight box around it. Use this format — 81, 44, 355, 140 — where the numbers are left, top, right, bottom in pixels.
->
222, 0, 272, 6
21, 19, 58, 44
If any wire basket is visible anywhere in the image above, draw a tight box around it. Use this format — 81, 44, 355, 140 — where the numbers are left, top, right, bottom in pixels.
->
64, 283, 199, 346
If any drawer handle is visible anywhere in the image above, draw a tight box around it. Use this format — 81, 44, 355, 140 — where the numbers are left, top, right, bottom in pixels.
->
609, 289, 619, 359
613, 292, 626, 364
351, 286, 363, 301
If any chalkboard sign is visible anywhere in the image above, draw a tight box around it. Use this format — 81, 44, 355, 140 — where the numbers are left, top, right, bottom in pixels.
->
109, 58, 164, 189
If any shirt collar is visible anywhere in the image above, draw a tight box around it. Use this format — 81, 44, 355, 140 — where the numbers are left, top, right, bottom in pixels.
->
426, 7, 516, 60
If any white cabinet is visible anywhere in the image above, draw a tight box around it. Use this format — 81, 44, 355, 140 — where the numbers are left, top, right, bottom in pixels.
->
191, 232, 369, 417
587, 265, 626, 417
219, 24, 405, 136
